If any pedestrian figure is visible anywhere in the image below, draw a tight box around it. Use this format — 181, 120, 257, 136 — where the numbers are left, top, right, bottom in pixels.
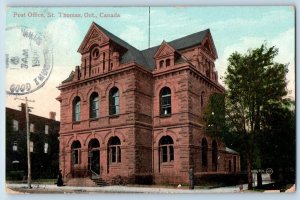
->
57, 170, 64, 186
239, 179, 243, 192
188, 167, 194, 190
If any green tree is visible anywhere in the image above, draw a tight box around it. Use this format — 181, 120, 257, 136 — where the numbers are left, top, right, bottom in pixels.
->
224, 44, 289, 189
258, 101, 295, 183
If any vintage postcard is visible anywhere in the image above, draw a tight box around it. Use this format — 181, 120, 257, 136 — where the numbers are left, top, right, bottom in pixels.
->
5, 6, 295, 194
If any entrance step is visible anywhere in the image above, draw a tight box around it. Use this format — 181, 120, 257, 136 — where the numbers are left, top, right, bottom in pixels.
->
66, 178, 98, 187
91, 177, 109, 187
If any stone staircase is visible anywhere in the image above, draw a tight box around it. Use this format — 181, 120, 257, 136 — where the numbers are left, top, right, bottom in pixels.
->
91, 177, 109, 187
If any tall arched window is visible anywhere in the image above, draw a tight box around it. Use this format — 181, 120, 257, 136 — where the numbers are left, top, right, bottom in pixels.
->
108, 136, 121, 163
109, 87, 119, 115
201, 138, 208, 171
212, 140, 218, 171
159, 136, 174, 163
71, 140, 81, 165
90, 92, 99, 118
73, 96, 81, 121
160, 87, 171, 116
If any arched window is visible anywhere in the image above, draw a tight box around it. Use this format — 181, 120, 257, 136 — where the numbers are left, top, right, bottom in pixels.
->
108, 136, 121, 163
212, 140, 218, 171
159, 136, 174, 163
159, 60, 164, 68
109, 87, 119, 115
166, 59, 171, 67
160, 87, 171, 116
90, 92, 99, 118
71, 141, 81, 165
92, 48, 99, 59
201, 138, 208, 171
73, 96, 81, 122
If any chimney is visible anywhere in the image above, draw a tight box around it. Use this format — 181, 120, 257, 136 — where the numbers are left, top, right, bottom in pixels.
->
49, 112, 56, 120
73, 65, 80, 81
20, 103, 26, 112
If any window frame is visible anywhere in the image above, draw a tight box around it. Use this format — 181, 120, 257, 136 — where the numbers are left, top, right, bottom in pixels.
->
30, 123, 35, 133
166, 58, 171, 67
90, 92, 99, 119
108, 137, 121, 164
160, 87, 172, 116
159, 136, 174, 164
13, 141, 18, 152
109, 87, 120, 116
73, 96, 81, 122
44, 143, 49, 154
45, 125, 49, 134
13, 120, 19, 131
71, 141, 81, 165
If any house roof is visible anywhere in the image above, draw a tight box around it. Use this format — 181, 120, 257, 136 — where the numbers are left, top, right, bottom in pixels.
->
141, 29, 209, 68
62, 23, 211, 83
94, 23, 150, 69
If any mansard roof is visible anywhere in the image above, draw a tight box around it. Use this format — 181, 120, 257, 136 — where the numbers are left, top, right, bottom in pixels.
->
62, 22, 213, 83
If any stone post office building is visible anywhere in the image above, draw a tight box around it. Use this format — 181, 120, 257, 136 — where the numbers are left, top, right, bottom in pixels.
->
57, 22, 240, 185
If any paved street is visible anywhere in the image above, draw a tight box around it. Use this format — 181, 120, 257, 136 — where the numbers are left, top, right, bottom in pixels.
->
6, 183, 253, 194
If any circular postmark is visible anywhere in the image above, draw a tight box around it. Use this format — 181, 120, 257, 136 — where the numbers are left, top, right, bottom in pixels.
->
5, 26, 53, 95
266, 168, 273, 175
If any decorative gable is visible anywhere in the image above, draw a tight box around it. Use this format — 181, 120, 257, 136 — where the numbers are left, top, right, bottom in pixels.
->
200, 32, 218, 60
77, 22, 110, 54
154, 41, 176, 59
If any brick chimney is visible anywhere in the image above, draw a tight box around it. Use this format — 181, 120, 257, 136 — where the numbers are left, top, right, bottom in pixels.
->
20, 103, 26, 112
49, 112, 56, 120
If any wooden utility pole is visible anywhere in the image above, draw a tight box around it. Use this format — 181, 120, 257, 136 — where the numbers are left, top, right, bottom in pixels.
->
15, 97, 34, 189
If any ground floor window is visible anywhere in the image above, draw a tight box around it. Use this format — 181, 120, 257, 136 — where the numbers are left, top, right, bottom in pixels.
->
71, 140, 81, 165
159, 136, 174, 163
108, 136, 121, 163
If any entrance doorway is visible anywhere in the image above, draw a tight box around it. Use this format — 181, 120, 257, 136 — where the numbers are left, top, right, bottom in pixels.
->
88, 139, 100, 178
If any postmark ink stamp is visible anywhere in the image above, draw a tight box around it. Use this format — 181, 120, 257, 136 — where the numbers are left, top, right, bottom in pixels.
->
5, 26, 53, 95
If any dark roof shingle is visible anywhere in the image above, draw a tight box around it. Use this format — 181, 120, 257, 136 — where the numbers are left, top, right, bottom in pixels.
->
62, 23, 209, 83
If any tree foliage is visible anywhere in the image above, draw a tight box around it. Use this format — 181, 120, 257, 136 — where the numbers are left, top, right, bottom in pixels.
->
222, 44, 291, 189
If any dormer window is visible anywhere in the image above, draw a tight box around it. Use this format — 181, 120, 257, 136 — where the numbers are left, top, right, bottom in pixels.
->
159, 60, 164, 68
92, 48, 100, 59
166, 59, 170, 67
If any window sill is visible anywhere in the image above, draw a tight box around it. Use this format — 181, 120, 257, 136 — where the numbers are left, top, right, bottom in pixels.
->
160, 114, 172, 118
89, 117, 99, 121
109, 163, 121, 167
109, 114, 119, 118
160, 162, 174, 167
72, 121, 81, 124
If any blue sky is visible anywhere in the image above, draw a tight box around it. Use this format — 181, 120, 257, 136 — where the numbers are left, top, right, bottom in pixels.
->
5, 6, 295, 119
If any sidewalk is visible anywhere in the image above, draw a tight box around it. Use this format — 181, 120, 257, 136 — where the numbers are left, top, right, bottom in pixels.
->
6, 183, 250, 194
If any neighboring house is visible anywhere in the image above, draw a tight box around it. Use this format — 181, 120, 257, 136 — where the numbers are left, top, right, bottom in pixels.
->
6, 103, 60, 180
57, 22, 240, 185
